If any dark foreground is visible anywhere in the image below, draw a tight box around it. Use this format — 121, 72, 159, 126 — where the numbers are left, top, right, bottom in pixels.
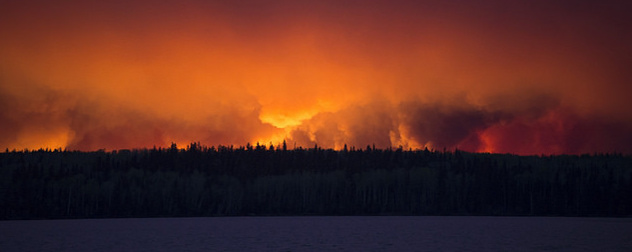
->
1, 216, 631, 251
1, 144, 631, 219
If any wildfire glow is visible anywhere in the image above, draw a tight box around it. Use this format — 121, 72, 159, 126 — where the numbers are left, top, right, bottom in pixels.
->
1, 0, 631, 155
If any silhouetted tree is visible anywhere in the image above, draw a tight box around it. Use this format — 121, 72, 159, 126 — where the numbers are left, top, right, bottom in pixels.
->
0, 144, 631, 219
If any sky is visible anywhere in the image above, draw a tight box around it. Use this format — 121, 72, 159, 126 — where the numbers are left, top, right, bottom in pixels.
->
1, 0, 631, 155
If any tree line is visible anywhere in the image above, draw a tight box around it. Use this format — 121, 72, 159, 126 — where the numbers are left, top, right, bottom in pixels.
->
1, 143, 631, 219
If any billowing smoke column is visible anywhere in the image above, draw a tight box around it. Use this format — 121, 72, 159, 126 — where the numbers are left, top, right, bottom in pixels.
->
1, 0, 631, 155
285, 94, 632, 154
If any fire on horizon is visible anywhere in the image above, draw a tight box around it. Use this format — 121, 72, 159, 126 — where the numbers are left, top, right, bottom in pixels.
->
1, 0, 631, 155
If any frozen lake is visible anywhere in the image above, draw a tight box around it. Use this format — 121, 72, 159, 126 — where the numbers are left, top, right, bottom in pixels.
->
1, 216, 631, 251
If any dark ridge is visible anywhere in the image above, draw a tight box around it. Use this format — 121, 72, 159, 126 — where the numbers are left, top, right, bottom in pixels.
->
1, 143, 631, 220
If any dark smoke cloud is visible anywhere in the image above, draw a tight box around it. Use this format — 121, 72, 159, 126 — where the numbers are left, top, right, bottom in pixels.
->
285, 91, 632, 155
0, 92, 21, 145
485, 109, 632, 155
65, 105, 168, 150
0, 84, 75, 149
65, 101, 281, 151
1, 0, 631, 154
0, 82, 280, 151
398, 102, 500, 150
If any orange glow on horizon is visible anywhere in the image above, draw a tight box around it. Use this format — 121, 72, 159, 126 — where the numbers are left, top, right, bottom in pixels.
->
1, 1, 631, 154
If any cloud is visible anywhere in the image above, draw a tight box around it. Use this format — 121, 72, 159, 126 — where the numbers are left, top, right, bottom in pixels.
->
63, 97, 282, 151
0, 83, 75, 150
282, 91, 632, 155
1, 0, 631, 154
398, 102, 498, 150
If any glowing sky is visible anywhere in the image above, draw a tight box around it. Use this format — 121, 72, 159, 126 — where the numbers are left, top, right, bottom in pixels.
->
1, 0, 631, 154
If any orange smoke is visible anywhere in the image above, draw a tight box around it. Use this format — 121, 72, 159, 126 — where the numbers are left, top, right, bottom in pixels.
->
1, 0, 631, 154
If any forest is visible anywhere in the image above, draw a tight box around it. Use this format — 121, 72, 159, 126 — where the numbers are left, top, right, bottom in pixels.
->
1, 143, 631, 220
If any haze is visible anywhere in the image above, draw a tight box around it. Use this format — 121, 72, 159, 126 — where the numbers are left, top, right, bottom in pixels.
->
1, 0, 631, 154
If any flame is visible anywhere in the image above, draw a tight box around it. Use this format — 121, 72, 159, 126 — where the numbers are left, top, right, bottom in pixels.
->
13, 129, 71, 151
1, 1, 631, 154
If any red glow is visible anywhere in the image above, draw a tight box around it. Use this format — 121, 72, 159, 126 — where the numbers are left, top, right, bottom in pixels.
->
1, 1, 631, 154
